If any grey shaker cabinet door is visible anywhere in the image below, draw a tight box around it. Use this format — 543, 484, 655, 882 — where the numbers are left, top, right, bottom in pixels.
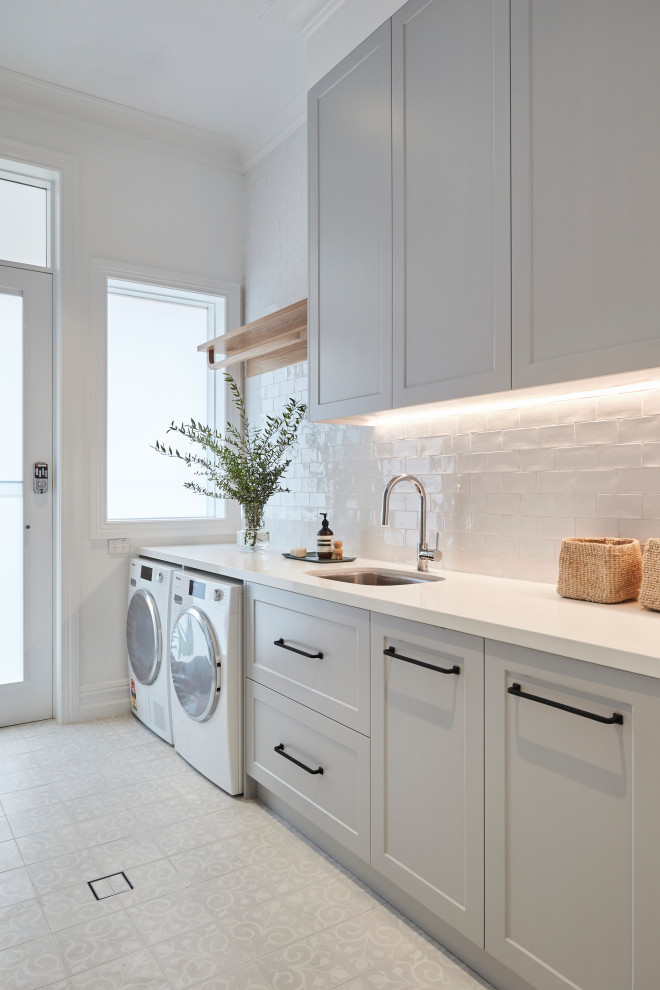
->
392, 0, 512, 407
371, 615, 485, 945
511, 0, 660, 389
485, 640, 660, 990
308, 21, 393, 421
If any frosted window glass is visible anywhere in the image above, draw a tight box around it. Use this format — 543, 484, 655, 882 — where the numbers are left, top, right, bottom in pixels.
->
0, 294, 23, 685
107, 288, 224, 520
0, 179, 48, 267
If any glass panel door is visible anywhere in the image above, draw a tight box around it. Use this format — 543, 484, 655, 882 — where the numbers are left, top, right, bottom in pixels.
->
0, 291, 24, 685
0, 266, 53, 726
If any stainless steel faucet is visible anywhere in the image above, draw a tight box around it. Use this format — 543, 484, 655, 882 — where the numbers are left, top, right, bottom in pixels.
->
381, 474, 441, 572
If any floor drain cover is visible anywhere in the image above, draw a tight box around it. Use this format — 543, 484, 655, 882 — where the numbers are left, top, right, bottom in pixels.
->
88, 872, 133, 900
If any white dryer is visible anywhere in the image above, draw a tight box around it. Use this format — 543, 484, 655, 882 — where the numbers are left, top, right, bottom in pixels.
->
169, 570, 243, 795
126, 558, 178, 744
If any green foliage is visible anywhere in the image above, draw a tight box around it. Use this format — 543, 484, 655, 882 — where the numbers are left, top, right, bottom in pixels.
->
153, 374, 307, 507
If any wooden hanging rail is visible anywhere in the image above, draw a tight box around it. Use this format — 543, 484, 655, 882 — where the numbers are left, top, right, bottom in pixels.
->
198, 299, 307, 377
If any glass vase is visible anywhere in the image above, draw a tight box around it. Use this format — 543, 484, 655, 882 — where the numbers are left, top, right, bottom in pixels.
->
237, 503, 270, 551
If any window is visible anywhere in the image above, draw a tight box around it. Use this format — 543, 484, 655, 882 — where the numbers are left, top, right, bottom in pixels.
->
0, 170, 50, 267
94, 264, 240, 534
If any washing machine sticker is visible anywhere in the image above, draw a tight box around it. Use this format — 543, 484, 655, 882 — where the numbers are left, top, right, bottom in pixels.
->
130, 678, 138, 712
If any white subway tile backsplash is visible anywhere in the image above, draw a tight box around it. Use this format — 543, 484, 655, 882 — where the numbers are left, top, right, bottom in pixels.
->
574, 470, 618, 494
643, 495, 660, 519
471, 473, 503, 493
597, 444, 642, 469
642, 442, 660, 466
536, 424, 574, 448
486, 450, 520, 472
470, 431, 503, 452
538, 517, 576, 539
501, 428, 538, 450
487, 493, 521, 515
618, 415, 660, 444
518, 448, 556, 472
575, 517, 619, 538
537, 471, 575, 494
245, 123, 660, 585
597, 494, 644, 518
519, 538, 556, 561
575, 420, 619, 445
500, 470, 536, 494
618, 468, 660, 493
556, 446, 597, 470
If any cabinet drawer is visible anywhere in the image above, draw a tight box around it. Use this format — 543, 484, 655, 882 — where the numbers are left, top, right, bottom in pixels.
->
246, 679, 370, 862
246, 583, 370, 733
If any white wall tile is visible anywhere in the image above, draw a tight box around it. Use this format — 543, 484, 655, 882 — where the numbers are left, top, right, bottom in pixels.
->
642, 443, 660, 467
597, 444, 642, 469
537, 472, 575, 494
556, 446, 597, 470
575, 421, 619, 445
618, 416, 660, 444
574, 470, 618, 494
597, 494, 643, 518
618, 468, 660, 493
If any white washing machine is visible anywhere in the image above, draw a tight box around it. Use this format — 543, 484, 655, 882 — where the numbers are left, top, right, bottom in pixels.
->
169, 570, 243, 795
126, 558, 178, 744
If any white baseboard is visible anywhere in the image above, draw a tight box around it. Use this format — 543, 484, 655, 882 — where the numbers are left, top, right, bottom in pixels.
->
78, 679, 130, 721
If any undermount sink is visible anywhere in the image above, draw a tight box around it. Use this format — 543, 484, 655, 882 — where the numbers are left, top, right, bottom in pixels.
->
307, 568, 445, 586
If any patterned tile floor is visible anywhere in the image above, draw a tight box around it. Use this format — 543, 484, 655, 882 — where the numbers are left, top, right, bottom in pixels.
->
0, 715, 493, 990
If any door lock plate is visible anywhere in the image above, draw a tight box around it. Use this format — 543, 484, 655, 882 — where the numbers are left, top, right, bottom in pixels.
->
33, 462, 48, 494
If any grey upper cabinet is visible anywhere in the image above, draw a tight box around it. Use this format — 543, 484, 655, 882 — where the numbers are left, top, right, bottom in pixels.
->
511, 0, 660, 389
392, 0, 512, 407
308, 22, 393, 421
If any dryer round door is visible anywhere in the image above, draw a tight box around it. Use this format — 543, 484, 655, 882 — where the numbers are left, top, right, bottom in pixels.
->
126, 589, 162, 686
169, 606, 221, 722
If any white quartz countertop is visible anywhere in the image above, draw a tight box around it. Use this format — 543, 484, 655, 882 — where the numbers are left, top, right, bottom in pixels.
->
138, 543, 660, 680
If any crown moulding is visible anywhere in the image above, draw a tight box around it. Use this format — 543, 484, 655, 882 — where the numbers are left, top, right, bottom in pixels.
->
198, 299, 307, 377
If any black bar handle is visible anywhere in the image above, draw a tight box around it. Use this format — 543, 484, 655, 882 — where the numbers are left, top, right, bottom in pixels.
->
384, 645, 460, 675
274, 638, 323, 660
508, 683, 623, 725
274, 743, 324, 775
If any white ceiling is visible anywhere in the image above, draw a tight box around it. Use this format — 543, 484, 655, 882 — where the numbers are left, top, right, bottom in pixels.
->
0, 0, 341, 166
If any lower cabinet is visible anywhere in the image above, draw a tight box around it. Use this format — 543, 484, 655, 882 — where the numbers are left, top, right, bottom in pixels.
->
485, 639, 660, 990
245, 679, 370, 861
245, 593, 660, 990
371, 615, 485, 945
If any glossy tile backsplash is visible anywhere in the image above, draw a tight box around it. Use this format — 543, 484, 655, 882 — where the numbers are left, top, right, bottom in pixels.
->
244, 125, 660, 582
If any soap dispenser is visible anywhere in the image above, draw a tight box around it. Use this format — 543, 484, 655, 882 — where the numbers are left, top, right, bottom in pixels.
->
317, 513, 333, 560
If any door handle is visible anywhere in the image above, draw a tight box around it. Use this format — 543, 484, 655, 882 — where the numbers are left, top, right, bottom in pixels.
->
384, 645, 460, 675
274, 743, 324, 775
508, 683, 623, 725
274, 638, 323, 660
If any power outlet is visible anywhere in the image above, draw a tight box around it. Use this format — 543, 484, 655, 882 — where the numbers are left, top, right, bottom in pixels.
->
108, 538, 130, 555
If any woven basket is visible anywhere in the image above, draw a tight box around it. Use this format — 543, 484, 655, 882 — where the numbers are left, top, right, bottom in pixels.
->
639, 537, 660, 611
557, 537, 642, 604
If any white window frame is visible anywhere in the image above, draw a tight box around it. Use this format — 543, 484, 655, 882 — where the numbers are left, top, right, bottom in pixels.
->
0, 161, 54, 270
91, 258, 241, 539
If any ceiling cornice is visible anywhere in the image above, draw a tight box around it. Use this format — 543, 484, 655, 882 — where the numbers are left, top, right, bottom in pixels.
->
0, 66, 242, 172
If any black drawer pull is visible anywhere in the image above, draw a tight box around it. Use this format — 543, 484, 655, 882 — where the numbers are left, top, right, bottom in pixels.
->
508, 683, 623, 725
384, 645, 460, 675
274, 743, 324, 775
274, 638, 323, 660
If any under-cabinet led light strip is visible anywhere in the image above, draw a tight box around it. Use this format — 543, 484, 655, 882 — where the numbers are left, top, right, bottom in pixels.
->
370, 378, 660, 427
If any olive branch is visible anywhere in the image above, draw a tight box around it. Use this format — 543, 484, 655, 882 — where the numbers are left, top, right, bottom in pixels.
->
153, 374, 307, 506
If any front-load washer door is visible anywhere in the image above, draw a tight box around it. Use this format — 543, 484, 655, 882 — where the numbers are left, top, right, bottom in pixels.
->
170, 606, 220, 722
126, 589, 162, 686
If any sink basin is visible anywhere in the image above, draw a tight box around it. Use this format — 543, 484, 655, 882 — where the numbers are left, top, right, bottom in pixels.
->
307, 568, 445, 586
